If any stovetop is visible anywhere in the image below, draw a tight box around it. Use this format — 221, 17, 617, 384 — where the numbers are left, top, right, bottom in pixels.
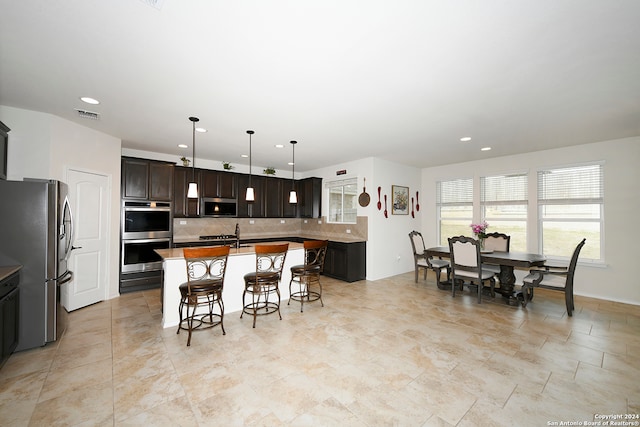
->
199, 234, 237, 240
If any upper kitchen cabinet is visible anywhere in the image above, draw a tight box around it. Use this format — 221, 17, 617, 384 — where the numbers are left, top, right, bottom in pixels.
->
264, 176, 283, 218
282, 179, 298, 218
173, 166, 200, 217
200, 170, 237, 199
237, 174, 265, 218
298, 177, 322, 218
0, 121, 9, 180
121, 157, 174, 201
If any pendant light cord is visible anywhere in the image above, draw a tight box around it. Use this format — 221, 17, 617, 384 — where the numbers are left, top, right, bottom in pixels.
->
189, 116, 199, 181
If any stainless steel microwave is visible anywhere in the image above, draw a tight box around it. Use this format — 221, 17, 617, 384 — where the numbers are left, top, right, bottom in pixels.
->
201, 198, 237, 217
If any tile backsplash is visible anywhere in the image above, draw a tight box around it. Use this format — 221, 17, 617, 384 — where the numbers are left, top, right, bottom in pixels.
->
173, 216, 367, 242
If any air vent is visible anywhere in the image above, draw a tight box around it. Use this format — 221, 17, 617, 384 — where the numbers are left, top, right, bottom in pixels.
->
76, 109, 100, 120
139, 0, 165, 10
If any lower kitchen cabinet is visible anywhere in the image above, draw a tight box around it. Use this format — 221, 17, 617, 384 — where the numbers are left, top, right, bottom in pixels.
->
323, 241, 366, 282
119, 271, 162, 293
0, 270, 20, 369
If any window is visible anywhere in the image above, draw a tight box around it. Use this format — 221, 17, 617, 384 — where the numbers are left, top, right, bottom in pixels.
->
326, 178, 358, 223
437, 178, 472, 245
538, 163, 603, 262
481, 173, 528, 252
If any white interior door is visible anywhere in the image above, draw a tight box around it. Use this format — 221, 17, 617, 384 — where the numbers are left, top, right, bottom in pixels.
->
62, 169, 110, 311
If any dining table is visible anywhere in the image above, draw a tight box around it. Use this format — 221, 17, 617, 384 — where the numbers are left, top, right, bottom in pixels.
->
425, 246, 547, 304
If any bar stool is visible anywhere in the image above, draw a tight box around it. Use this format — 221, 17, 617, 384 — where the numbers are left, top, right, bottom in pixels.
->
288, 240, 328, 312
177, 246, 230, 346
241, 243, 289, 328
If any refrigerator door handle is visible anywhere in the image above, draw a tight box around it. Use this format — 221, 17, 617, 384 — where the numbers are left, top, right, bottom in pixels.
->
47, 270, 73, 285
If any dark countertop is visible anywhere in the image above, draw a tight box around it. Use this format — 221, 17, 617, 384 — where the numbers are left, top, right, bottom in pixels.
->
0, 265, 22, 282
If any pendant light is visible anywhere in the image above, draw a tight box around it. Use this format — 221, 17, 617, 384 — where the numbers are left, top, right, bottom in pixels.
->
245, 130, 255, 202
186, 116, 199, 198
289, 140, 297, 204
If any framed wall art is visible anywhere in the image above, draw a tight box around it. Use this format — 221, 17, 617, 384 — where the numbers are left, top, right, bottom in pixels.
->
391, 185, 409, 215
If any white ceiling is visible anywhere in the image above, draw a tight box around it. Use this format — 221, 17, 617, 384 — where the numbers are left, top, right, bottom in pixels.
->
1, 0, 639, 172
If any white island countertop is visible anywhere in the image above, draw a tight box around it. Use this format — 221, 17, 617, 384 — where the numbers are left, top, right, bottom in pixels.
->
156, 241, 304, 329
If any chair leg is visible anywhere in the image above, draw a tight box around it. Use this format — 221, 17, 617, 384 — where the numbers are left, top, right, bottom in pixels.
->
520, 284, 531, 307
318, 279, 324, 307
565, 289, 573, 317
299, 278, 305, 313
414, 266, 419, 283
186, 300, 194, 346
177, 298, 184, 335
218, 293, 226, 335
276, 284, 282, 320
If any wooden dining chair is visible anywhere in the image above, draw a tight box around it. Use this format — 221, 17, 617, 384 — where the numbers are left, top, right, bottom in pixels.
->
521, 238, 586, 316
482, 232, 511, 285
448, 236, 496, 303
409, 230, 450, 289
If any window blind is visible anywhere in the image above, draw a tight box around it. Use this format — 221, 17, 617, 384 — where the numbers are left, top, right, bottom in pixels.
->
481, 174, 528, 205
436, 178, 472, 205
325, 177, 357, 189
538, 164, 603, 204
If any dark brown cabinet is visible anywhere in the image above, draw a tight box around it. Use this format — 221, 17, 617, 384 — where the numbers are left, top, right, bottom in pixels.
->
201, 170, 237, 199
0, 121, 9, 181
237, 174, 265, 218
282, 179, 298, 218
122, 157, 174, 201
323, 241, 366, 282
298, 177, 322, 218
173, 166, 200, 217
1, 270, 19, 369
264, 176, 283, 218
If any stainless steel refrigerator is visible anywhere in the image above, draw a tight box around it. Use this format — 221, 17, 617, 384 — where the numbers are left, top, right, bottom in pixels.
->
0, 179, 74, 351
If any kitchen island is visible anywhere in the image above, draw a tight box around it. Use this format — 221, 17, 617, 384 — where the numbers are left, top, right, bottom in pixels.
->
155, 242, 304, 329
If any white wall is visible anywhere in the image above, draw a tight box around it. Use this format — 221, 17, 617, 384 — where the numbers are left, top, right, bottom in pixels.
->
0, 105, 122, 301
420, 136, 640, 306
306, 156, 423, 281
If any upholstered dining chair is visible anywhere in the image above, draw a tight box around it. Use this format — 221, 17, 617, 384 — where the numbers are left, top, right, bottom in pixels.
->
177, 245, 230, 346
409, 230, 450, 289
288, 240, 328, 312
482, 232, 511, 281
448, 236, 496, 303
521, 238, 586, 316
241, 243, 289, 328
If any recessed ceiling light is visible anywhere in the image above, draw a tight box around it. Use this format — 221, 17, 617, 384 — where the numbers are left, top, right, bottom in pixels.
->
195, 127, 207, 133
288, 162, 294, 166
460, 137, 472, 142
275, 144, 284, 148
481, 147, 492, 151
241, 154, 248, 158
80, 97, 100, 105
178, 144, 188, 148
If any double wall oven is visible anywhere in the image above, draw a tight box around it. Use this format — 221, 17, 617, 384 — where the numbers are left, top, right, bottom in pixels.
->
120, 201, 171, 290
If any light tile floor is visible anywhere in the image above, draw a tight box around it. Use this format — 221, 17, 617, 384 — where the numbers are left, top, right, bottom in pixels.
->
1, 272, 639, 426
